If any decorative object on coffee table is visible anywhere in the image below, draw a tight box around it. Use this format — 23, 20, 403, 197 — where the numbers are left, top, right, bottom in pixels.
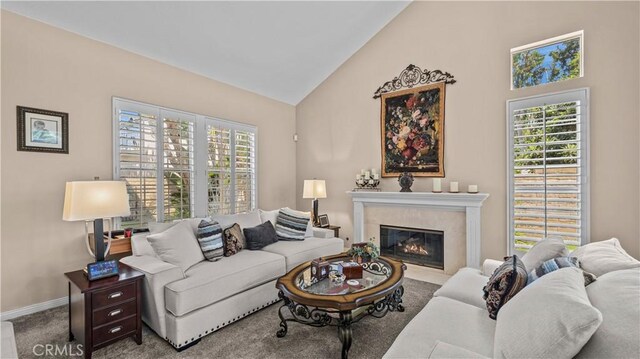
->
65, 262, 144, 358
398, 172, 414, 192
303, 179, 327, 226
311, 257, 331, 281
276, 254, 406, 359
347, 239, 380, 264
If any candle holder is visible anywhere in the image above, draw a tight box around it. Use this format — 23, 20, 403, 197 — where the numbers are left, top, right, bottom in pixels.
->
354, 175, 381, 191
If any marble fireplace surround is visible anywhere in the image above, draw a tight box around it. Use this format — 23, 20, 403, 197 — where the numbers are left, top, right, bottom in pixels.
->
347, 191, 489, 269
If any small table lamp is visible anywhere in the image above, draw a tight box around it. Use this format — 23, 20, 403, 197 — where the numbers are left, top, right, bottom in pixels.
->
63, 181, 131, 262
303, 179, 327, 226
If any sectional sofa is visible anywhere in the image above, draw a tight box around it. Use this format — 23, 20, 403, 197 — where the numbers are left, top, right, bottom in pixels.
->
384, 238, 640, 358
120, 210, 344, 350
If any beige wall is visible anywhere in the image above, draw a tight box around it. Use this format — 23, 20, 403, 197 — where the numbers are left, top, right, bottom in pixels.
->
0, 11, 296, 311
296, 2, 640, 259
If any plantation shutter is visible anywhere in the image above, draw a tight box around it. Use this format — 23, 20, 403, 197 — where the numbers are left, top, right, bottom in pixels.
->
234, 129, 257, 213
206, 123, 233, 215
161, 111, 196, 221
114, 104, 159, 229
508, 89, 589, 253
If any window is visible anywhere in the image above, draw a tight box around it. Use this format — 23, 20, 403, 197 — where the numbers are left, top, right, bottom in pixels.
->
511, 31, 583, 89
507, 88, 589, 254
113, 98, 257, 228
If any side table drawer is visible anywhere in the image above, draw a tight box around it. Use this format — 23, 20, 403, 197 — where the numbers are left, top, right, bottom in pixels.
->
93, 299, 137, 327
92, 282, 135, 308
93, 316, 137, 347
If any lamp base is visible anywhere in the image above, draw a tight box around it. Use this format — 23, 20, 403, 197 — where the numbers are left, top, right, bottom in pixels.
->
311, 198, 319, 227
93, 219, 106, 262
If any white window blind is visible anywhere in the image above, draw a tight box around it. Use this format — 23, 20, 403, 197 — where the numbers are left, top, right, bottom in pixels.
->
507, 89, 589, 254
113, 98, 258, 228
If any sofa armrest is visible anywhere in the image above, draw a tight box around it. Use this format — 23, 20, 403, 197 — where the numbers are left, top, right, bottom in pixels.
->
120, 255, 184, 338
482, 259, 503, 276
428, 341, 489, 359
312, 227, 335, 238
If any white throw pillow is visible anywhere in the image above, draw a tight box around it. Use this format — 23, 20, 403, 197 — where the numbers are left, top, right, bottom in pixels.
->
211, 211, 261, 230
575, 268, 640, 359
148, 221, 176, 234
520, 237, 568, 271
147, 221, 205, 272
130, 233, 158, 258
494, 267, 603, 359
570, 238, 640, 276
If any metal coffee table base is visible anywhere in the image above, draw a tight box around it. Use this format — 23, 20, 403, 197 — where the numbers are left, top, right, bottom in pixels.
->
276, 286, 405, 359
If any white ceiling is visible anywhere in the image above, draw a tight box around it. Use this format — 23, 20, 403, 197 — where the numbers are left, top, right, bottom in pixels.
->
2, 1, 410, 105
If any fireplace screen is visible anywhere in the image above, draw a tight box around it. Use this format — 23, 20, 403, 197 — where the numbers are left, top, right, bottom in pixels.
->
380, 225, 444, 269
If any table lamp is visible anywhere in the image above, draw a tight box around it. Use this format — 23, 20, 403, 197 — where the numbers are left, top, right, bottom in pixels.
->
303, 179, 327, 226
63, 180, 130, 262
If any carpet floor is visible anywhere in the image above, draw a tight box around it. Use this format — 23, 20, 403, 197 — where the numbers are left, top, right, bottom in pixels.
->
11, 278, 439, 359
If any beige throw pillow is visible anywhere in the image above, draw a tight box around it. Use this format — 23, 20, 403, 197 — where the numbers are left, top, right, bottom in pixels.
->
494, 267, 603, 359
147, 221, 205, 273
570, 238, 640, 276
520, 237, 569, 271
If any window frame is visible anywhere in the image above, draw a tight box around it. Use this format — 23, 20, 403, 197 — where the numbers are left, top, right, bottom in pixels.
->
112, 97, 258, 227
506, 88, 590, 255
510, 30, 584, 90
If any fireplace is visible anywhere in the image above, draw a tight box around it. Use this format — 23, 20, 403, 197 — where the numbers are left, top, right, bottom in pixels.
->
380, 225, 444, 269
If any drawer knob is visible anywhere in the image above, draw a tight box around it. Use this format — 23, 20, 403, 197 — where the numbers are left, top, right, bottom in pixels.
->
108, 291, 123, 299
109, 326, 122, 334
108, 309, 123, 317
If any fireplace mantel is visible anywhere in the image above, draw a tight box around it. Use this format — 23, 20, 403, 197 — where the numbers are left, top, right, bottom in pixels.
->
347, 191, 489, 268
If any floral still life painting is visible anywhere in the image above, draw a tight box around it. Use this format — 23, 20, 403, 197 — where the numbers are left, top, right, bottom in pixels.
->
380, 82, 445, 177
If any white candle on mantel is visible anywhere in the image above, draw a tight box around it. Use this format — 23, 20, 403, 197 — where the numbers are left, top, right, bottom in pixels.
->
450, 181, 459, 193
371, 168, 378, 175
356, 174, 361, 180
432, 178, 442, 192
365, 171, 371, 178
468, 185, 478, 193
373, 173, 379, 180
361, 169, 366, 175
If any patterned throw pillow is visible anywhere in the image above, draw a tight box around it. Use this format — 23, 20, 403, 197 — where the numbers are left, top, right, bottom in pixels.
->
483, 255, 528, 320
528, 257, 597, 286
223, 223, 245, 257
196, 220, 224, 261
275, 207, 310, 241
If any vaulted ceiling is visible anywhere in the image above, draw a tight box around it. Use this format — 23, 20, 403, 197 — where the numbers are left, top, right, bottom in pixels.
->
2, 1, 410, 105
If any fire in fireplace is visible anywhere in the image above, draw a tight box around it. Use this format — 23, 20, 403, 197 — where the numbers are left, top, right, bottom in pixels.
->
380, 225, 444, 269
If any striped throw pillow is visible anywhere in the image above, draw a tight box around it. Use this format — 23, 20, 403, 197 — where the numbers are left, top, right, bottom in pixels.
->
196, 220, 224, 261
483, 255, 528, 320
275, 208, 310, 241
528, 257, 596, 286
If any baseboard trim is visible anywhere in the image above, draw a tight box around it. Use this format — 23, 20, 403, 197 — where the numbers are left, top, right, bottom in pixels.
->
0, 297, 67, 321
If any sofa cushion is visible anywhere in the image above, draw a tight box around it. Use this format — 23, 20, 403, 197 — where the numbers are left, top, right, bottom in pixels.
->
223, 223, 245, 256
244, 221, 279, 250
528, 256, 596, 285
383, 297, 495, 358
575, 268, 640, 359
494, 267, 603, 359
165, 250, 286, 316
196, 220, 224, 261
131, 233, 158, 258
211, 211, 261, 230
428, 341, 489, 359
434, 267, 488, 309
570, 238, 640, 276
147, 221, 204, 273
261, 236, 344, 271
275, 207, 310, 241
520, 237, 569, 271
482, 255, 527, 319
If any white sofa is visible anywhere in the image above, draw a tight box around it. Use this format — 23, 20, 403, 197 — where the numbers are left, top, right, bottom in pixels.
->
120, 210, 344, 350
384, 242, 640, 359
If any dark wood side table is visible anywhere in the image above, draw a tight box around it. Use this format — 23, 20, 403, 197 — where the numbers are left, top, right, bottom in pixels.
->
326, 225, 341, 238
65, 263, 144, 358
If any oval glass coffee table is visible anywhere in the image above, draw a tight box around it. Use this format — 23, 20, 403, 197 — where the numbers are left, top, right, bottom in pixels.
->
275, 254, 406, 359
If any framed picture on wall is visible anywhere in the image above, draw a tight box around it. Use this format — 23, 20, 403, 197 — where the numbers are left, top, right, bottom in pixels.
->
17, 106, 69, 154
380, 82, 445, 177
318, 214, 330, 228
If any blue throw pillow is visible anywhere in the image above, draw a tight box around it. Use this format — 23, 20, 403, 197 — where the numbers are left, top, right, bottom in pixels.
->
528, 257, 596, 285
196, 220, 224, 261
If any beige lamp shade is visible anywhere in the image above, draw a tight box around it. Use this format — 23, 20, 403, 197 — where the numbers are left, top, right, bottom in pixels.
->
303, 180, 327, 199
63, 181, 131, 221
